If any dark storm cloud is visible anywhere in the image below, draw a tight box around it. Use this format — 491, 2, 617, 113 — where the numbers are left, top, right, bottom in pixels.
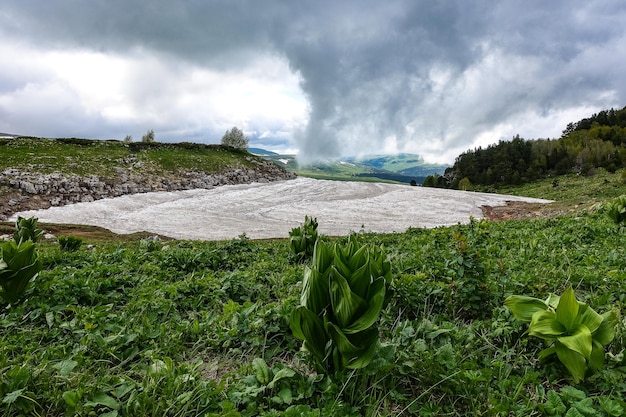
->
1, 0, 625, 162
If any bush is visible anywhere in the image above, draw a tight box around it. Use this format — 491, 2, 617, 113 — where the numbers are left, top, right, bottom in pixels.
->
289, 216, 318, 262
14, 216, 43, 244
0, 240, 42, 304
58, 236, 83, 252
290, 235, 392, 373
605, 195, 626, 226
142, 129, 155, 143
505, 287, 618, 383
221, 127, 249, 149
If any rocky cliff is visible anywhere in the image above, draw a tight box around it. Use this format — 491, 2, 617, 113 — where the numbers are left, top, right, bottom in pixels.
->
0, 155, 296, 220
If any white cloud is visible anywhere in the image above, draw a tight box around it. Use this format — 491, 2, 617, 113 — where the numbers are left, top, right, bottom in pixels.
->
0, 41, 308, 144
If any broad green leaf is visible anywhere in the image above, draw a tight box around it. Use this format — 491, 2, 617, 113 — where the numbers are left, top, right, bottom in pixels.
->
267, 368, 296, 390
348, 244, 369, 272
85, 393, 120, 410
555, 341, 587, 383
327, 323, 378, 369
571, 398, 595, 416
544, 390, 566, 415
576, 304, 603, 334
504, 295, 548, 323
62, 390, 79, 408
588, 339, 605, 371
557, 324, 592, 359
290, 307, 328, 361
313, 241, 332, 274
545, 293, 560, 309
301, 268, 329, 315
538, 345, 557, 361
343, 277, 386, 334
252, 358, 271, 385
560, 386, 586, 401
53, 359, 78, 376
345, 263, 371, 299
598, 397, 624, 416
555, 287, 579, 331
528, 310, 564, 339
593, 310, 618, 345
329, 267, 366, 328
333, 249, 354, 282
2, 389, 24, 404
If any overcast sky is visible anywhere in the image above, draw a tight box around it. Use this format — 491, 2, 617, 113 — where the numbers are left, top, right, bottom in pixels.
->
1, 1, 625, 164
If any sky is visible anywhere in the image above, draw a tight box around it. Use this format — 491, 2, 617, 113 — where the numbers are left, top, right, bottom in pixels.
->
1, 1, 625, 164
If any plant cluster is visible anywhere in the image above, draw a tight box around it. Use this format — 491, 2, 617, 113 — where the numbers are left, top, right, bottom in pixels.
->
505, 287, 618, 383
291, 237, 391, 373
13, 216, 43, 244
0, 217, 43, 305
58, 235, 83, 252
606, 195, 626, 227
289, 216, 319, 262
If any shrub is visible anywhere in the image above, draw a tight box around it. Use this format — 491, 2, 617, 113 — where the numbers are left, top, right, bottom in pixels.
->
221, 127, 249, 149
446, 222, 492, 320
458, 177, 473, 191
289, 216, 318, 262
0, 240, 43, 304
290, 235, 391, 373
605, 195, 626, 227
505, 287, 619, 383
58, 235, 83, 252
142, 129, 155, 143
14, 216, 43, 244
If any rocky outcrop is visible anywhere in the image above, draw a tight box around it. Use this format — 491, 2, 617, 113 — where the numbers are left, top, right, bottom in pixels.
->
0, 158, 296, 220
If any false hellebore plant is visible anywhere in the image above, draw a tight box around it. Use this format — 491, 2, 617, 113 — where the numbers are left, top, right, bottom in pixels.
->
290, 236, 391, 373
505, 287, 618, 383
0, 240, 43, 304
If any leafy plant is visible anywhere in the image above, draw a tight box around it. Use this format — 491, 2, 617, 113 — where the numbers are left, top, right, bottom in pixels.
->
447, 226, 492, 320
0, 240, 43, 304
58, 235, 83, 252
505, 287, 619, 383
289, 216, 319, 262
290, 235, 391, 372
541, 386, 625, 417
221, 126, 249, 149
13, 216, 43, 244
606, 195, 626, 227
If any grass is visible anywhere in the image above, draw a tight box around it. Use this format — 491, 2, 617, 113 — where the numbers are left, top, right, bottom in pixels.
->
1, 152, 626, 415
482, 168, 626, 202
0, 137, 268, 180
1, 181, 625, 415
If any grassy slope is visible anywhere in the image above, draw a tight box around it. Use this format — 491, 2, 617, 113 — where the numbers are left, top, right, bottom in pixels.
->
0, 137, 265, 179
1, 162, 626, 415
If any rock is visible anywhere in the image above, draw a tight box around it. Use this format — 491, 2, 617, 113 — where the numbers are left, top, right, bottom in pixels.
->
0, 160, 297, 220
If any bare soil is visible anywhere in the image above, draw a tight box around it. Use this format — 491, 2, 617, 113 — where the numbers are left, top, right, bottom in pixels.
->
480, 200, 582, 221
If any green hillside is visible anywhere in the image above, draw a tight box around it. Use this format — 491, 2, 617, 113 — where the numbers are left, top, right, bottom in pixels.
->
1, 172, 625, 415
259, 152, 447, 183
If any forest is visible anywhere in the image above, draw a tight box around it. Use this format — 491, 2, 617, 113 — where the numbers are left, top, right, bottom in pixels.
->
424, 106, 626, 189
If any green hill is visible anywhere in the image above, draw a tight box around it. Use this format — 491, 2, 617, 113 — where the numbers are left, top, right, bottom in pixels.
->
258, 152, 447, 183
0, 137, 294, 219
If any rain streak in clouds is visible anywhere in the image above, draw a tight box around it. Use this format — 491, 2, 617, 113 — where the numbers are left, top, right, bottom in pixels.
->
1, 1, 625, 163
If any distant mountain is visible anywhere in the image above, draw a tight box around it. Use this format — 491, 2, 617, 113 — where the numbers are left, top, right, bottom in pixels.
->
253, 149, 448, 184
248, 148, 279, 156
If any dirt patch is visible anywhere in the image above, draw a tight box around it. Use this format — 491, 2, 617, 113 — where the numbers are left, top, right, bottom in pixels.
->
0, 221, 172, 243
481, 200, 574, 221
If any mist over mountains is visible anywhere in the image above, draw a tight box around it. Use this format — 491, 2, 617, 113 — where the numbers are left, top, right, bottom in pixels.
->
249, 149, 448, 184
